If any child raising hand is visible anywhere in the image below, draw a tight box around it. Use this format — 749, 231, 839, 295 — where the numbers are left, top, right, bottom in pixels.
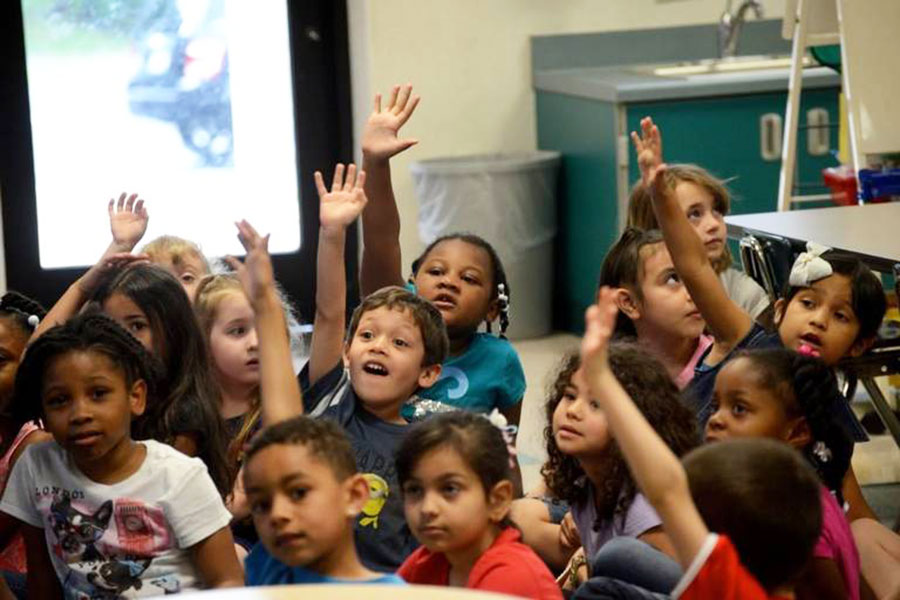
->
580, 289, 824, 598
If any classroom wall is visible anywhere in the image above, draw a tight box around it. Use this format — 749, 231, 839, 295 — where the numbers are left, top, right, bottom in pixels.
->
347, 0, 787, 264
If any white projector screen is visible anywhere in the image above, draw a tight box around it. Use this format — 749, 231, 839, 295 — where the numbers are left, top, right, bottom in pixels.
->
21, 0, 301, 269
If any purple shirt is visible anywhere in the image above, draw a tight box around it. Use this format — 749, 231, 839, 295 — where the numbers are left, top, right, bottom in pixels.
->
571, 486, 662, 559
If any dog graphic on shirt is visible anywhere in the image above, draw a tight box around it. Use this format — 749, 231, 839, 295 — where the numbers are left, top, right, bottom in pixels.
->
50, 496, 112, 563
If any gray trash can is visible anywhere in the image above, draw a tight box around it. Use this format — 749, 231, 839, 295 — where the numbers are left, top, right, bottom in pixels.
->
410, 151, 561, 340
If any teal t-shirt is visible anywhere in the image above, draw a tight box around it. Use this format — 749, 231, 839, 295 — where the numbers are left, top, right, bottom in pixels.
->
404, 333, 525, 419
245, 542, 406, 585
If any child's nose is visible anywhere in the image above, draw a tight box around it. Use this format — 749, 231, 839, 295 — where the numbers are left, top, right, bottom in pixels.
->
420, 490, 440, 517
269, 494, 292, 523
69, 397, 94, 424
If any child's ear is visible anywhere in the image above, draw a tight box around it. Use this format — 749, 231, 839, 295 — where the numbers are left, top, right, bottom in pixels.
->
129, 379, 147, 418
344, 474, 371, 519
484, 298, 500, 324
487, 480, 514, 524
785, 418, 812, 450
614, 287, 641, 320
417, 364, 442, 389
773, 298, 786, 325
848, 335, 875, 358
342, 342, 351, 369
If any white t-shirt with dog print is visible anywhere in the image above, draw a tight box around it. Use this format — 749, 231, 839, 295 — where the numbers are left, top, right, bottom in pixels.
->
0, 439, 231, 598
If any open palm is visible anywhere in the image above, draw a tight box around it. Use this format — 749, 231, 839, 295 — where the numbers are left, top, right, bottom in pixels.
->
630, 117, 663, 186
361, 84, 420, 159
108, 192, 149, 250
227, 220, 275, 304
316, 164, 368, 232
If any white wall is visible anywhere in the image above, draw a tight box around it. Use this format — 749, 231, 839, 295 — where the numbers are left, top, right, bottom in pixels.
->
347, 0, 786, 263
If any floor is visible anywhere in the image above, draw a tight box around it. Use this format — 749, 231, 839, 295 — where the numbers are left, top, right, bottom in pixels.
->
511, 333, 900, 527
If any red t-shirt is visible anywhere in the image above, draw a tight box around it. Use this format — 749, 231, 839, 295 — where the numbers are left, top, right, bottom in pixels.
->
397, 527, 562, 599
672, 534, 792, 600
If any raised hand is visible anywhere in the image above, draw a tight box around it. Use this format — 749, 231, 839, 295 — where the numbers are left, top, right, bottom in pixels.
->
630, 117, 663, 187
77, 253, 150, 296
580, 286, 620, 387
108, 192, 149, 251
226, 220, 275, 305
361, 84, 420, 161
315, 163, 368, 235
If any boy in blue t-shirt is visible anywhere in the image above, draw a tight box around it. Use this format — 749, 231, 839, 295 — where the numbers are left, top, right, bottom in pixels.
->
243, 416, 404, 585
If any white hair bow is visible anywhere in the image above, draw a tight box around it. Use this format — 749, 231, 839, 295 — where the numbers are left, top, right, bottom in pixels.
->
789, 242, 833, 287
487, 409, 518, 470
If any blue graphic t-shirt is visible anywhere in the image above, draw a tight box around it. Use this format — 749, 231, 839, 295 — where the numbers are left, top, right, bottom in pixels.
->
301, 363, 418, 573
245, 542, 405, 585
405, 333, 525, 420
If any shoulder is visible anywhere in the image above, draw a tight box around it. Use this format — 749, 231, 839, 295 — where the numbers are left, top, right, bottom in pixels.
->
245, 543, 288, 586
720, 269, 770, 317
621, 492, 663, 535
398, 545, 446, 584
470, 529, 562, 598
671, 534, 768, 599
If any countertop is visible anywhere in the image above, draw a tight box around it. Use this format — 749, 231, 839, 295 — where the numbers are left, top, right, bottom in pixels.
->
533, 63, 841, 103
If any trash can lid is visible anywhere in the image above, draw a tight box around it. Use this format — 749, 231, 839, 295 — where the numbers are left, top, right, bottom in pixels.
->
410, 151, 561, 175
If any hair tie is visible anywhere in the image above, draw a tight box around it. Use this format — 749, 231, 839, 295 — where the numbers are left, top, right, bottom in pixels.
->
812, 440, 832, 463
497, 283, 509, 309
789, 242, 833, 287
486, 408, 518, 470
27, 314, 40, 329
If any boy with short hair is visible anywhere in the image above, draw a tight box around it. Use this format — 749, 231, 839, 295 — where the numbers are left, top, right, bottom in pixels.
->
258, 163, 448, 573
242, 416, 404, 585
580, 288, 823, 599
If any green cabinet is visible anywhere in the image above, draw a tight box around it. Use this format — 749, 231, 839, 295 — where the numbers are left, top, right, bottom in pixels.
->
537, 86, 840, 332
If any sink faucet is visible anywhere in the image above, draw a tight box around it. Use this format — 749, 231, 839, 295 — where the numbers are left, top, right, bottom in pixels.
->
719, 0, 764, 58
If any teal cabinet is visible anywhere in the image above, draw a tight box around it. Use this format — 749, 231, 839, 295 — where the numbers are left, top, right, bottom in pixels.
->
538, 87, 840, 333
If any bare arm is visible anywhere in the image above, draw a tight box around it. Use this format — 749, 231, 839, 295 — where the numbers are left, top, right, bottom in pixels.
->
23, 524, 62, 599
638, 526, 679, 561
32, 194, 149, 342
509, 499, 575, 571
227, 221, 303, 425
308, 165, 369, 385
188, 526, 244, 588
795, 558, 851, 600
359, 84, 420, 295
635, 118, 752, 350
581, 288, 709, 569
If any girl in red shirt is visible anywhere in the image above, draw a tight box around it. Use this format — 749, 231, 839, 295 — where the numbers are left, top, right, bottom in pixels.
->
396, 411, 562, 599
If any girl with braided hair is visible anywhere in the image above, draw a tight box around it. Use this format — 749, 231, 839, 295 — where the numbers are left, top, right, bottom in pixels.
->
704, 347, 859, 599
0, 292, 52, 591
0, 313, 243, 596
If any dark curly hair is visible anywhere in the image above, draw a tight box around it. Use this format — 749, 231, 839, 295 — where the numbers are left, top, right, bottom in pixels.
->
0, 291, 47, 419
542, 345, 698, 526
734, 347, 854, 502
12, 312, 162, 428
411, 233, 511, 337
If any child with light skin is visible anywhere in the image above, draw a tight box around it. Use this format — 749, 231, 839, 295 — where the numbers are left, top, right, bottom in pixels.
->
1, 313, 243, 597
704, 347, 860, 600
580, 288, 824, 599
263, 163, 448, 572
141, 235, 211, 302
358, 85, 525, 426
628, 119, 770, 323
598, 228, 710, 389
242, 416, 403, 585
396, 411, 561, 598
637, 116, 888, 529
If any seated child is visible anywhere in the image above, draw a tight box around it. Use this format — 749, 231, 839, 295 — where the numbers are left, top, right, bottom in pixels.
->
580, 288, 824, 599
627, 118, 770, 322
705, 347, 860, 599
539, 349, 697, 594
243, 416, 403, 585
0, 313, 242, 596
396, 411, 561, 598
599, 228, 711, 389
358, 85, 525, 424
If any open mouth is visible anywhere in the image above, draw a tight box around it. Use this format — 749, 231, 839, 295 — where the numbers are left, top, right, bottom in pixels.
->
362, 361, 390, 377
432, 293, 457, 310
798, 333, 823, 357
246, 358, 260, 368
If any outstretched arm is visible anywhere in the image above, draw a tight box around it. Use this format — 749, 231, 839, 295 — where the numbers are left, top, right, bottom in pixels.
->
359, 84, 420, 296
636, 118, 752, 349
32, 194, 149, 342
309, 164, 368, 385
581, 288, 708, 569
227, 221, 302, 425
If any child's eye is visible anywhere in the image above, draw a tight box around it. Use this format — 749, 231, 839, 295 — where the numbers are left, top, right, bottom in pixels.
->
441, 483, 460, 497
181, 274, 196, 284
249, 499, 271, 515
589, 400, 602, 411
665, 273, 681, 286
44, 395, 68, 408
800, 298, 815, 309
562, 391, 576, 402
709, 400, 720, 413
289, 487, 308, 501
462, 275, 480, 285
359, 330, 374, 340
731, 403, 748, 416
687, 209, 702, 221
427, 267, 443, 277
402, 483, 423, 499
91, 388, 110, 400
393, 338, 409, 348
834, 311, 850, 323
129, 321, 147, 333
227, 326, 246, 337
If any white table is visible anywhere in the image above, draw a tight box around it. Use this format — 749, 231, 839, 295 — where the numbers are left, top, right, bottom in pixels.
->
726, 202, 900, 274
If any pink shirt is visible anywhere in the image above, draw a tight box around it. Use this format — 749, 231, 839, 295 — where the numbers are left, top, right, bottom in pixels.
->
0, 422, 41, 573
814, 486, 860, 600
674, 335, 714, 390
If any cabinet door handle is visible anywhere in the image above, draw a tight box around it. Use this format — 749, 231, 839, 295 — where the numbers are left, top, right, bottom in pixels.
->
807, 108, 830, 156
760, 113, 783, 161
